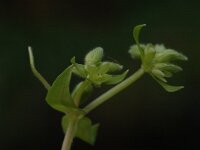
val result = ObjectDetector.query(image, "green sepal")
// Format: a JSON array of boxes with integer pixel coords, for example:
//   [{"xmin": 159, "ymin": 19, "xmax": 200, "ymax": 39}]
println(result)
[
  {"xmin": 152, "ymin": 75, "xmax": 184, "ymax": 92},
  {"xmin": 62, "ymin": 116, "xmax": 99, "ymax": 145},
  {"xmin": 46, "ymin": 65, "xmax": 76, "ymax": 113},
  {"xmin": 162, "ymin": 70, "xmax": 173, "ymax": 78},
  {"xmin": 100, "ymin": 62, "xmax": 123, "ymax": 73},
  {"xmin": 151, "ymin": 69, "xmax": 167, "ymax": 82},
  {"xmin": 104, "ymin": 70, "xmax": 129, "ymax": 85},
  {"xmin": 71, "ymin": 57, "xmax": 87, "ymax": 78},
  {"xmin": 143, "ymin": 46, "xmax": 156, "ymax": 65},
  {"xmin": 98, "ymin": 62, "xmax": 111, "ymax": 74},
  {"xmin": 154, "ymin": 63, "xmax": 183, "ymax": 73},
  {"xmin": 133, "ymin": 24, "xmax": 146, "ymax": 56},
  {"xmin": 85, "ymin": 65, "xmax": 97, "ymax": 75},
  {"xmin": 85, "ymin": 65, "xmax": 113, "ymax": 86},
  {"xmin": 93, "ymin": 74, "xmax": 112, "ymax": 87}
]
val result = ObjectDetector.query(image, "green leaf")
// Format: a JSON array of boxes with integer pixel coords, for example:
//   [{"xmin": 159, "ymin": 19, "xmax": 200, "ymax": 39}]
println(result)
[
  {"xmin": 104, "ymin": 70, "xmax": 129, "ymax": 85},
  {"xmin": 152, "ymin": 76, "xmax": 184, "ymax": 92},
  {"xmin": 133, "ymin": 24, "xmax": 146, "ymax": 56},
  {"xmin": 76, "ymin": 117, "xmax": 99, "ymax": 145},
  {"xmin": 62, "ymin": 116, "xmax": 99, "ymax": 145},
  {"xmin": 46, "ymin": 65, "xmax": 75, "ymax": 113}
]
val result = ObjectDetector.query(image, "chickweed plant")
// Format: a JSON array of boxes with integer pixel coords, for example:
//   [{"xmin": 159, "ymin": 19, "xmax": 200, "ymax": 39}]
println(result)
[{"xmin": 28, "ymin": 25, "xmax": 188, "ymax": 150}]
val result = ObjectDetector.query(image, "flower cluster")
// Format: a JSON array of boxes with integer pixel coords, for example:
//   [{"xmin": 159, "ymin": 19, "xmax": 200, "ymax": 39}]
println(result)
[
  {"xmin": 71, "ymin": 47, "xmax": 128, "ymax": 86},
  {"xmin": 129, "ymin": 43, "xmax": 188, "ymax": 92}
]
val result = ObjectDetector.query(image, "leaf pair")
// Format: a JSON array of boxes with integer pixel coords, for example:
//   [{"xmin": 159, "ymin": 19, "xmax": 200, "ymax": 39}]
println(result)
[{"xmin": 45, "ymin": 65, "xmax": 98, "ymax": 145}]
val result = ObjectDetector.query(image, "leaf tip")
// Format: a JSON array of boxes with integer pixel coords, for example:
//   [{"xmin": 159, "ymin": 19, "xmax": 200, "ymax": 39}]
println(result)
[
  {"xmin": 28, "ymin": 46, "xmax": 33, "ymax": 64},
  {"xmin": 71, "ymin": 56, "xmax": 76, "ymax": 64}
]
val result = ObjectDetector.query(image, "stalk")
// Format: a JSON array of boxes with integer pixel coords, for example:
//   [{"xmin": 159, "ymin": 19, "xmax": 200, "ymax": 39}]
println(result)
[
  {"xmin": 61, "ymin": 117, "xmax": 78, "ymax": 150},
  {"xmin": 28, "ymin": 47, "xmax": 50, "ymax": 90},
  {"xmin": 83, "ymin": 67, "xmax": 145, "ymax": 114}
]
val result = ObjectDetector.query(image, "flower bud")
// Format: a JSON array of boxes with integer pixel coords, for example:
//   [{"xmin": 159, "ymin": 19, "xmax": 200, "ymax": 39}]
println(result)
[
  {"xmin": 85, "ymin": 47, "xmax": 104, "ymax": 65},
  {"xmin": 154, "ymin": 49, "xmax": 188, "ymax": 62},
  {"xmin": 100, "ymin": 62, "xmax": 123, "ymax": 73}
]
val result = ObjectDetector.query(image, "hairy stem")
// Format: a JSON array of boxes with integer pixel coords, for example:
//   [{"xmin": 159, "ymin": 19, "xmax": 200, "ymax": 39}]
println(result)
[
  {"xmin": 83, "ymin": 68, "xmax": 145, "ymax": 114},
  {"xmin": 61, "ymin": 117, "xmax": 78, "ymax": 150}
]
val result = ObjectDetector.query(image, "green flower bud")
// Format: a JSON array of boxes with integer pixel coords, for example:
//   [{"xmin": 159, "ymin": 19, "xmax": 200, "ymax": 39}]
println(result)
[
  {"xmin": 85, "ymin": 47, "xmax": 104, "ymax": 65},
  {"xmin": 129, "ymin": 44, "xmax": 147, "ymax": 59},
  {"xmin": 129, "ymin": 25, "xmax": 188, "ymax": 92},
  {"xmin": 154, "ymin": 44, "xmax": 166, "ymax": 52},
  {"xmin": 143, "ymin": 45, "xmax": 156, "ymax": 71},
  {"xmin": 100, "ymin": 62, "xmax": 123, "ymax": 73},
  {"xmin": 154, "ymin": 49, "xmax": 188, "ymax": 62}
]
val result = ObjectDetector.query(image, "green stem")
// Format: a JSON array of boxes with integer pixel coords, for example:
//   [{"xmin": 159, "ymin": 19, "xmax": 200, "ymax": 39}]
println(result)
[
  {"xmin": 28, "ymin": 46, "xmax": 51, "ymax": 90},
  {"xmin": 72, "ymin": 80, "xmax": 91, "ymax": 107},
  {"xmin": 61, "ymin": 117, "xmax": 78, "ymax": 150},
  {"xmin": 83, "ymin": 68, "xmax": 145, "ymax": 114}
]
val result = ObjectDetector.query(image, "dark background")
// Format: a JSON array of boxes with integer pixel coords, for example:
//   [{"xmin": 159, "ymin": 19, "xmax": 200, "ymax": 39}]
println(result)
[{"xmin": 0, "ymin": 0, "xmax": 199, "ymax": 149}]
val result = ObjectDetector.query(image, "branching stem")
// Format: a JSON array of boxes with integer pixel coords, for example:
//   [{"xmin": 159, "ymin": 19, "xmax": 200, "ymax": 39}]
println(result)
[
  {"xmin": 61, "ymin": 116, "xmax": 78, "ymax": 150},
  {"xmin": 83, "ymin": 67, "xmax": 145, "ymax": 114}
]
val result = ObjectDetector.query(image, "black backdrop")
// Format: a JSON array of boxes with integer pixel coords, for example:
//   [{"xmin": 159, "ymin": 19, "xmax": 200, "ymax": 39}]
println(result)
[{"xmin": 0, "ymin": 0, "xmax": 199, "ymax": 149}]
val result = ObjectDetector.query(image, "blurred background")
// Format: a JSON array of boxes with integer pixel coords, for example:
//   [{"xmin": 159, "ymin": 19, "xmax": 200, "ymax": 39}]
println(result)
[{"xmin": 0, "ymin": 0, "xmax": 199, "ymax": 149}]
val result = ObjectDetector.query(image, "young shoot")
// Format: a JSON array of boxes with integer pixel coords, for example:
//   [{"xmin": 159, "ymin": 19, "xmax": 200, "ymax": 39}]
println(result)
[{"xmin": 28, "ymin": 24, "xmax": 187, "ymax": 150}]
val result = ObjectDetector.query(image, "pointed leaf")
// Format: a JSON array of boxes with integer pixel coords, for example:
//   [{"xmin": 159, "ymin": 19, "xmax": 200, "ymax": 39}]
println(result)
[
  {"xmin": 76, "ymin": 117, "xmax": 99, "ymax": 145},
  {"xmin": 133, "ymin": 24, "xmax": 146, "ymax": 56},
  {"xmin": 46, "ymin": 66, "xmax": 75, "ymax": 113},
  {"xmin": 133, "ymin": 24, "xmax": 146, "ymax": 45},
  {"xmin": 62, "ymin": 116, "xmax": 99, "ymax": 145}
]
